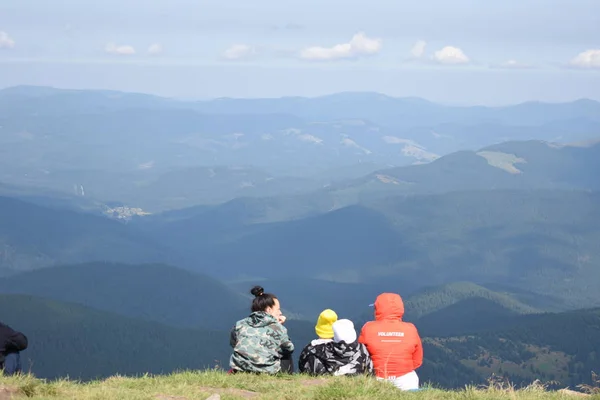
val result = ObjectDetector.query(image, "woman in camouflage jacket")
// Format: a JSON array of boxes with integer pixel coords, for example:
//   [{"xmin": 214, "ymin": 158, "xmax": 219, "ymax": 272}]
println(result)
[{"xmin": 229, "ymin": 286, "xmax": 294, "ymax": 374}]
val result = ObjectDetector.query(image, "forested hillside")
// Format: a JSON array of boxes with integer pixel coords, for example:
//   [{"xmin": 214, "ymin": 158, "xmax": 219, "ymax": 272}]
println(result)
[
  {"xmin": 426, "ymin": 308, "xmax": 600, "ymax": 388},
  {"xmin": 0, "ymin": 197, "xmax": 173, "ymax": 275},
  {"xmin": 154, "ymin": 190, "xmax": 600, "ymax": 310},
  {"xmin": 0, "ymin": 263, "xmax": 248, "ymax": 330},
  {"xmin": 3, "ymin": 291, "xmax": 598, "ymax": 390},
  {"xmin": 323, "ymin": 140, "xmax": 600, "ymax": 204},
  {"xmin": 404, "ymin": 282, "xmax": 540, "ymax": 320},
  {"xmin": 0, "ymin": 294, "xmax": 229, "ymax": 380}
]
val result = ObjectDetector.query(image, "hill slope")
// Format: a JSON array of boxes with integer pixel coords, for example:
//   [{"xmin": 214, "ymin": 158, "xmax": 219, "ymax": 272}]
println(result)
[
  {"xmin": 427, "ymin": 308, "xmax": 600, "ymax": 388},
  {"xmin": 325, "ymin": 140, "xmax": 600, "ymax": 205},
  {"xmin": 405, "ymin": 282, "xmax": 539, "ymax": 320},
  {"xmin": 133, "ymin": 139, "xmax": 600, "ymax": 227},
  {"xmin": 1, "ymin": 371, "xmax": 586, "ymax": 400},
  {"xmin": 0, "ymin": 294, "xmax": 230, "ymax": 380},
  {"xmin": 0, "ymin": 197, "xmax": 173, "ymax": 275},
  {"xmin": 160, "ymin": 190, "xmax": 600, "ymax": 310},
  {"xmin": 0, "ymin": 263, "xmax": 248, "ymax": 330}
]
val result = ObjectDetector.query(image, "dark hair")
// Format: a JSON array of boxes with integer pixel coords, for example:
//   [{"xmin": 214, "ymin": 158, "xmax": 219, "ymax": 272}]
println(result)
[{"xmin": 250, "ymin": 286, "xmax": 277, "ymax": 312}]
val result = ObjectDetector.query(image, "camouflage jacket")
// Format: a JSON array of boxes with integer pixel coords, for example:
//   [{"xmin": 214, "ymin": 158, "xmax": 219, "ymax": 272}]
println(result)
[
  {"xmin": 298, "ymin": 340, "xmax": 373, "ymax": 376},
  {"xmin": 229, "ymin": 312, "xmax": 294, "ymax": 374}
]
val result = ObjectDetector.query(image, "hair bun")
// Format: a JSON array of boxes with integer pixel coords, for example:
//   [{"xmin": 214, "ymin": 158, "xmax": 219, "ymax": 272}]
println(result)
[{"xmin": 250, "ymin": 286, "xmax": 265, "ymax": 297}]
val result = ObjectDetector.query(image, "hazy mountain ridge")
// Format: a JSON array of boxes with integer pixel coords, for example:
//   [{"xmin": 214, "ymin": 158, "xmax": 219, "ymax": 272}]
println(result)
[
  {"xmin": 2, "ymin": 86, "xmax": 599, "ymax": 211},
  {"xmin": 2, "ymin": 142, "xmax": 598, "ymax": 308},
  {"xmin": 404, "ymin": 282, "xmax": 540, "ymax": 320},
  {"xmin": 0, "ymin": 262, "xmax": 248, "ymax": 330},
  {"xmin": 0, "ymin": 196, "xmax": 173, "ymax": 275},
  {"xmin": 323, "ymin": 140, "xmax": 600, "ymax": 205},
  {"xmin": 155, "ymin": 190, "xmax": 600, "ymax": 310},
  {"xmin": 126, "ymin": 139, "xmax": 600, "ymax": 229}
]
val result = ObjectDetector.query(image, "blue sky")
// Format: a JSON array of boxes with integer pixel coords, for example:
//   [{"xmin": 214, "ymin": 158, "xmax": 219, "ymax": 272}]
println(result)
[{"xmin": 1, "ymin": 0, "xmax": 599, "ymax": 104}]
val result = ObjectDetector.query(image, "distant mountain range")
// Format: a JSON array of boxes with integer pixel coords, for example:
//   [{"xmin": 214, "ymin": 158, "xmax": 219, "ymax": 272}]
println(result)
[
  {"xmin": 322, "ymin": 139, "xmax": 600, "ymax": 206},
  {"xmin": 135, "ymin": 139, "xmax": 600, "ymax": 225},
  {"xmin": 2, "ymin": 140, "xmax": 599, "ymax": 309},
  {"xmin": 1, "ymin": 85, "xmax": 599, "ymax": 389},
  {"xmin": 2, "ymin": 86, "xmax": 599, "ymax": 211}
]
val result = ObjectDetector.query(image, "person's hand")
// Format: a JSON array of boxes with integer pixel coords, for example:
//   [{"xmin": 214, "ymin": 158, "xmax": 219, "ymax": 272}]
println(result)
[{"xmin": 278, "ymin": 315, "xmax": 287, "ymax": 324}]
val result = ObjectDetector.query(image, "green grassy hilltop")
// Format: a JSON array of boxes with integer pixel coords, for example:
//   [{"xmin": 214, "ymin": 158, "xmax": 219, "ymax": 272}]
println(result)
[{"xmin": 1, "ymin": 371, "xmax": 599, "ymax": 400}]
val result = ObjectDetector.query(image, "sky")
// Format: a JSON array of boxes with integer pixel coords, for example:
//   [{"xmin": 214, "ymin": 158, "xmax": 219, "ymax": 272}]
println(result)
[{"xmin": 1, "ymin": 0, "xmax": 599, "ymax": 105}]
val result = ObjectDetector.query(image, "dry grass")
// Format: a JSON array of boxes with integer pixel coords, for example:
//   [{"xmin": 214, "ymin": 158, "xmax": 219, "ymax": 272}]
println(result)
[
  {"xmin": 578, "ymin": 372, "xmax": 600, "ymax": 395},
  {"xmin": 2, "ymin": 371, "xmax": 600, "ymax": 400}
]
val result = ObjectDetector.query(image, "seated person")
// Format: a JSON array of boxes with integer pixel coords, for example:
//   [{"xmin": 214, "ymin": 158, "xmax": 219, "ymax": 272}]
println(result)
[
  {"xmin": 0, "ymin": 321, "xmax": 28, "ymax": 376},
  {"xmin": 328, "ymin": 319, "xmax": 373, "ymax": 376},
  {"xmin": 298, "ymin": 309, "xmax": 337, "ymax": 374},
  {"xmin": 359, "ymin": 293, "xmax": 423, "ymax": 390},
  {"xmin": 299, "ymin": 315, "xmax": 373, "ymax": 376},
  {"xmin": 229, "ymin": 286, "xmax": 294, "ymax": 374}
]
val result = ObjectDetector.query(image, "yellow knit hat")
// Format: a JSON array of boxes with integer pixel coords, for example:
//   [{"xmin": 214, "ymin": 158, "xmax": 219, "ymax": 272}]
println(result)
[{"xmin": 315, "ymin": 309, "xmax": 338, "ymax": 339}]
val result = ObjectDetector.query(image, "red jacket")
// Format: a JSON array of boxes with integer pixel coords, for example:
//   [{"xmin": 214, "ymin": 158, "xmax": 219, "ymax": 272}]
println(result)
[{"xmin": 358, "ymin": 293, "xmax": 423, "ymax": 379}]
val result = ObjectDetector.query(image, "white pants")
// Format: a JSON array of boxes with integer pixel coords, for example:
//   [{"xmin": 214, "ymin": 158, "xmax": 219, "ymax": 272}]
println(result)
[{"xmin": 377, "ymin": 371, "xmax": 419, "ymax": 391}]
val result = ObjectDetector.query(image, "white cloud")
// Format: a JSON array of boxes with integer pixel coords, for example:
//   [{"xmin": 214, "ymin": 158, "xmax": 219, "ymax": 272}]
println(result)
[
  {"xmin": 222, "ymin": 44, "xmax": 256, "ymax": 60},
  {"xmin": 493, "ymin": 59, "xmax": 534, "ymax": 69},
  {"xmin": 569, "ymin": 49, "xmax": 600, "ymax": 69},
  {"xmin": 410, "ymin": 40, "xmax": 427, "ymax": 58},
  {"xmin": 105, "ymin": 43, "xmax": 136, "ymax": 56},
  {"xmin": 147, "ymin": 43, "xmax": 163, "ymax": 55},
  {"xmin": 432, "ymin": 46, "xmax": 470, "ymax": 65},
  {"xmin": 0, "ymin": 31, "xmax": 15, "ymax": 49},
  {"xmin": 300, "ymin": 32, "xmax": 382, "ymax": 61}
]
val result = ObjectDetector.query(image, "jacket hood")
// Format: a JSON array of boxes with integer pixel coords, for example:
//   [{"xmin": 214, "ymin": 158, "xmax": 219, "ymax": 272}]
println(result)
[
  {"xmin": 245, "ymin": 311, "xmax": 278, "ymax": 328},
  {"xmin": 374, "ymin": 293, "xmax": 404, "ymax": 321},
  {"xmin": 333, "ymin": 319, "xmax": 357, "ymax": 344}
]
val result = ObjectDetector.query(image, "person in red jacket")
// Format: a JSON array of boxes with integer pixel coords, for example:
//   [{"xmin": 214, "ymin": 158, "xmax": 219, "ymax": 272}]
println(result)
[{"xmin": 358, "ymin": 292, "xmax": 423, "ymax": 390}]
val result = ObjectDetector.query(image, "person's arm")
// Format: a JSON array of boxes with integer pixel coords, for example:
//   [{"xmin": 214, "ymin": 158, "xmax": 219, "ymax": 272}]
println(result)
[
  {"xmin": 412, "ymin": 328, "xmax": 423, "ymax": 370},
  {"xmin": 298, "ymin": 345, "xmax": 311, "ymax": 373},
  {"xmin": 362, "ymin": 344, "xmax": 375, "ymax": 375},
  {"xmin": 278, "ymin": 326, "xmax": 294, "ymax": 354},
  {"xmin": 299, "ymin": 346, "xmax": 326, "ymax": 375},
  {"xmin": 358, "ymin": 323, "xmax": 368, "ymax": 345},
  {"xmin": 229, "ymin": 326, "xmax": 238, "ymax": 348}
]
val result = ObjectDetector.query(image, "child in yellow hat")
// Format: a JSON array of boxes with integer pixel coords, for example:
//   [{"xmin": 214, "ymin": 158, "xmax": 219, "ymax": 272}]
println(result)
[
  {"xmin": 315, "ymin": 309, "xmax": 338, "ymax": 339},
  {"xmin": 298, "ymin": 309, "xmax": 338, "ymax": 374}
]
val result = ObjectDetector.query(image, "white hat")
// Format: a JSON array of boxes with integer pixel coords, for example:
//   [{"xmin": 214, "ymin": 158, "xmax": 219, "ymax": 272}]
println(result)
[{"xmin": 333, "ymin": 319, "xmax": 357, "ymax": 344}]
